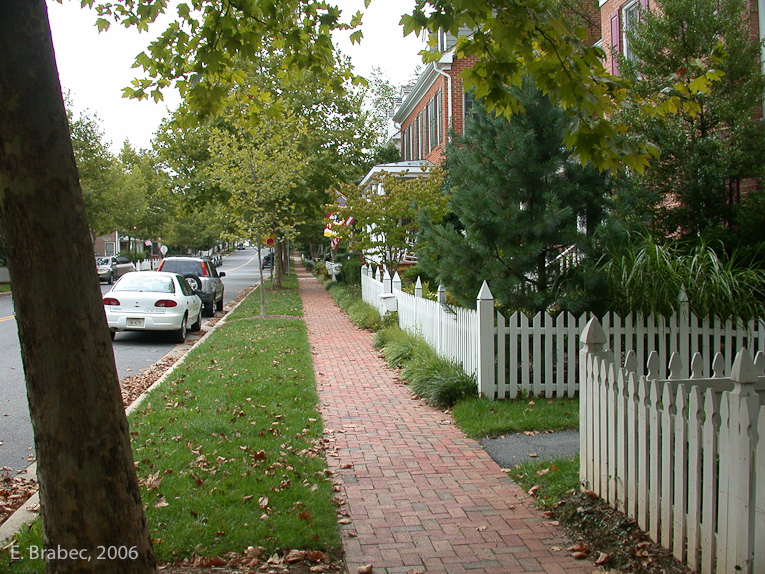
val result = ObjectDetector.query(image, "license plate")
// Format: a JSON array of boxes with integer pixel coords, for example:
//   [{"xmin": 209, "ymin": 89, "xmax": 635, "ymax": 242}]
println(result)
[{"xmin": 127, "ymin": 318, "xmax": 145, "ymax": 327}]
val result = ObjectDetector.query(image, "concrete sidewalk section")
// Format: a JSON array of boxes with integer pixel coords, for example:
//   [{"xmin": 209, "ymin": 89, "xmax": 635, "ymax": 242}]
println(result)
[{"xmin": 297, "ymin": 267, "xmax": 595, "ymax": 574}]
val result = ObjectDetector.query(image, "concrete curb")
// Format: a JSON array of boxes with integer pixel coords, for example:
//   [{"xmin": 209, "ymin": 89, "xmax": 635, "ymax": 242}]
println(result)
[{"xmin": 0, "ymin": 287, "xmax": 255, "ymax": 543}]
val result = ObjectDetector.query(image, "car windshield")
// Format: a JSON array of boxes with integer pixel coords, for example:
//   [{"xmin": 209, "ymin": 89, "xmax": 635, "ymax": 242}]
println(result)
[
  {"xmin": 161, "ymin": 260, "xmax": 201, "ymax": 275},
  {"xmin": 113, "ymin": 274, "xmax": 175, "ymax": 294}
]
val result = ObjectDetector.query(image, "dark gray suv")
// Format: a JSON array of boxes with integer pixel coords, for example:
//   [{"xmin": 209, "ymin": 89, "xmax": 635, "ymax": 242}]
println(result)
[{"xmin": 157, "ymin": 256, "xmax": 225, "ymax": 316}]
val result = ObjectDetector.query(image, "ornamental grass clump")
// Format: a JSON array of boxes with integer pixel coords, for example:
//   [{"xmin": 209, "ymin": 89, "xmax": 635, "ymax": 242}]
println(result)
[
  {"xmin": 402, "ymin": 352, "xmax": 476, "ymax": 409},
  {"xmin": 380, "ymin": 329, "xmax": 430, "ymax": 368},
  {"xmin": 325, "ymin": 283, "xmax": 381, "ymax": 331}
]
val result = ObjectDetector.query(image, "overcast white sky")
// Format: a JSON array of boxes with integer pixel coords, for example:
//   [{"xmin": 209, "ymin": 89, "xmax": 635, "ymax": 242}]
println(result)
[{"xmin": 46, "ymin": 0, "xmax": 425, "ymax": 153}]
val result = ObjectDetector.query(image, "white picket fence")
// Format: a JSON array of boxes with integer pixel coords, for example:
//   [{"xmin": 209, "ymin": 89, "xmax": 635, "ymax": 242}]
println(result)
[
  {"xmin": 360, "ymin": 266, "xmax": 765, "ymax": 399},
  {"xmin": 136, "ymin": 259, "xmax": 161, "ymax": 271},
  {"xmin": 580, "ymin": 317, "xmax": 765, "ymax": 574}
]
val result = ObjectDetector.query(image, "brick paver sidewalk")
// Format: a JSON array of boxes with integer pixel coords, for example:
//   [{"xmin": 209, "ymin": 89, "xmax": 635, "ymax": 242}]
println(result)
[{"xmin": 297, "ymin": 267, "xmax": 596, "ymax": 574}]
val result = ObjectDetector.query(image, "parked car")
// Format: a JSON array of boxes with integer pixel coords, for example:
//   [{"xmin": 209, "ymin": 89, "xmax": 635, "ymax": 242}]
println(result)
[
  {"xmin": 157, "ymin": 256, "xmax": 225, "ymax": 316},
  {"xmin": 103, "ymin": 271, "xmax": 202, "ymax": 342},
  {"xmin": 261, "ymin": 252, "xmax": 274, "ymax": 269},
  {"xmin": 96, "ymin": 255, "xmax": 135, "ymax": 284}
]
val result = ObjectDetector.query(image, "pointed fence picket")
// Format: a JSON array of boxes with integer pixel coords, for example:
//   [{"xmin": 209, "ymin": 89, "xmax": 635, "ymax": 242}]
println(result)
[
  {"xmin": 580, "ymin": 317, "xmax": 765, "ymax": 574},
  {"xmin": 360, "ymin": 268, "xmax": 765, "ymax": 400}
]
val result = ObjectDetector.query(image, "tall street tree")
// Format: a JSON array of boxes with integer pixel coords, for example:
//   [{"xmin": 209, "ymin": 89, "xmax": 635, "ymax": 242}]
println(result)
[{"xmin": 0, "ymin": 3, "xmax": 156, "ymax": 572}]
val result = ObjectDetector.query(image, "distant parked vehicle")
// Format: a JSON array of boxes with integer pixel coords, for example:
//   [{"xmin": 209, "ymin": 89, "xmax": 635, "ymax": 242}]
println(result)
[
  {"xmin": 261, "ymin": 252, "xmax": 274, "ymax": 269},
  {"xmin": 157, "ymin": 256, "xmax": 225, "ymax": 317},
  {"xmin": 103, "ymin": 271, "xmax": 202, "ymax": 343},
  {"xmin": 96, "ymin": 255, "xmax": 135, "ymax": 284}
]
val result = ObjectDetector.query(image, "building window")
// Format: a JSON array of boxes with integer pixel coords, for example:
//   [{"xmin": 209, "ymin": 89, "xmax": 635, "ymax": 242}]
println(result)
[
  {"xmin": 417, "ymin": 112, "xmax": 424, "ymax": 159},
  {"xmin": 610, "ymin": 0, "xmax": 648, "ymax": 74},
  {"xmin": 428, "ymin": 90, "xmax": 442, "ymax": 151},
  {"xmin": 621, "ymin": 0, "xmax": 641, "ymax": 61},
  {"xmin": 464, "ymin": 90, "xmax": 478, "ymax": 127}
]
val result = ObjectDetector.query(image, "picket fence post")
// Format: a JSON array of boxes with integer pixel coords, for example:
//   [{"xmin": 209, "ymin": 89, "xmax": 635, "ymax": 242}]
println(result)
[
  {"xmin": 392, "ymin": 272, "xmax": 401, "ymax": 292},
  {"xmin": 723, "ymin": 349, "xmax": 759, "ymax": 574},
  {"xmin": 476, "ymin": 281, "xmax": 495, "ymax": 398},
  {"xmin": 579, "ymin": 318, "xmax": 612, "ymax": 490}
]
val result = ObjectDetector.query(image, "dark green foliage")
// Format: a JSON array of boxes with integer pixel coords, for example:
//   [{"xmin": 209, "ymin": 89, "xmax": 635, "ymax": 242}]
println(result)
[
  {"xmin": 380, "ymin": 310, "xmax": 400, "ymax": 329},
  {"xmin": 334, "ymin": 252, "xmax": 363, "ymax": 286},
  {"xmin": 373, "ymin": 325, "xmax": 403, "ymax": 349},
  {"xmin": 416, "ymin": 80, "xmax": 616, "ymax": 314},
  {"xmin": 617, "ymin": 0, "xmax": 765, "ymax": 245},
  {"xmin": 402, "ymin": 353, "xmax": 477, "ymax": 409}
]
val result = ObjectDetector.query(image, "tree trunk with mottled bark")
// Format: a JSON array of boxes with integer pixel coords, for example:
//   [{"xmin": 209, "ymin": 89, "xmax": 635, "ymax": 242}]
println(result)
[{"xmin": 0, "ymin": 2, "xmax": 156, "ymax": 573}]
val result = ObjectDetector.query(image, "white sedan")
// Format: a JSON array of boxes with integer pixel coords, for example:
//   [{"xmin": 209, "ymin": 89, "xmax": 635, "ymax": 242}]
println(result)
[{"xmin": 103, "ymin": 271, "xmax": 203, "ymax": 342}]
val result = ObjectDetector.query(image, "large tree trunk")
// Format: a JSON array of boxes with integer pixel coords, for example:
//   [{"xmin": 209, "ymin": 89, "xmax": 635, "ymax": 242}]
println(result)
[{"xmin": 0, "ymin": 2, "xmax": 156, "ymax": 573}]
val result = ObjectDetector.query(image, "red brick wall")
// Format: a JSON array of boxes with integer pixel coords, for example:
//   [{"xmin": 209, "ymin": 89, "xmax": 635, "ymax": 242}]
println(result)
[{"xmin": 398, "ymin": 55, "xmax": 479, "ymax": 166}]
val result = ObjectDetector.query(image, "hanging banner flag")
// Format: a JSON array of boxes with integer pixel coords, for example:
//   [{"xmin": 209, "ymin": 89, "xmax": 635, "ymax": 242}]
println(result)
[{"xmin": 325, "ymin": 194, "xmax": 354, "ymax": 249}]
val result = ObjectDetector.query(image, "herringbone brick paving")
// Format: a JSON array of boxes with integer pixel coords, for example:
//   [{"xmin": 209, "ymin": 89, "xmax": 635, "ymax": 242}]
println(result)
[{"xmin": 297, "ymin": 266, "xmax": 596, "ymax": 574}]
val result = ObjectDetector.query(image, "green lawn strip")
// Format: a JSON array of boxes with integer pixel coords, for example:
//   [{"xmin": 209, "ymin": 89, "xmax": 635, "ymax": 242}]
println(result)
[
  {"xmin": 0, "ymin": 285, "xmax": 10, "ymax": 294},
  {"xmin": 452, "ymin": 396, "xmax": 579, "ymax": 440},
  {"xmin": 133, "ymin": 319, "xmax": 338, "ymax": 562},
  {"xmin": 1, "ymin": 278, "xmax": 340, "ymax": 572},
  {"xmin": 226, "ymin": 273, "xmax": 302, "ymax": 320},
  {"xmin": 506, "ymin": 456, "xmax": 581, "ymax": 510}
]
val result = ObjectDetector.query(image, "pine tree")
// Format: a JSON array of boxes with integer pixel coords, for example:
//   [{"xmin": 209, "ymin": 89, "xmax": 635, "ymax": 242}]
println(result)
[{"xmin": 416, "ymin": 80, "xmax": 614, "ymax": 314}]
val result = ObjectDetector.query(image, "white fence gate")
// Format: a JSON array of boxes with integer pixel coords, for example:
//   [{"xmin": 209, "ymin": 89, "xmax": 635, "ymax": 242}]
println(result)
[
  {"xmin": 580, "ymin": 317, "xmax": 765, "ymax": 574},
  {"xmin": 360, "ymin": 267, "xmax": 765, "ymax": 400}
]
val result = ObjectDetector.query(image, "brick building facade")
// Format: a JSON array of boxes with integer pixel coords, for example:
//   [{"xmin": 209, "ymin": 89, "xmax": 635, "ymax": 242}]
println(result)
[
  {"xmin": 602, "ymin": 0, "xmax": 764, "ymax": 78},
  {"xmin": 392, "ymin": 30, "xmax": 478, "ymax": 166}
]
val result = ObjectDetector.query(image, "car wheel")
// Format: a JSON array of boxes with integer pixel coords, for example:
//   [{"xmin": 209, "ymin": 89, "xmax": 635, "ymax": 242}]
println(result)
[
  {"xmin": 190, "ymin": 310, "xmax": 202, "ymax": 332},
  {"xmin": 183, "ymin": 274, "xmax": 202, "ymax": 292},
  {"xmin": 174, "ymin": 314, "xmax": 188, "ymax": 343},
  {"xmin": 108, "ymin": 272, "xmax": 115, "ymax": 285},
  {"xmin": 110, "ymin": 331, "xmax": 115, "ymax": 341},
  {"xmin": 203, "ymin": 301, "xmax": 215, "ymax": 317}
]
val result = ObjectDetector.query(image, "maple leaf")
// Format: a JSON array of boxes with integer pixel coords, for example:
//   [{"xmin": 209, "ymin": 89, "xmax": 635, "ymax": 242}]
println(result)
[
  {"xmin": 299, "ymin": 510, "xmax": 314, "ymax": 524},
  {"xmin": 144, "ymin": 471, "xmax": 163, "ymax": 491}
]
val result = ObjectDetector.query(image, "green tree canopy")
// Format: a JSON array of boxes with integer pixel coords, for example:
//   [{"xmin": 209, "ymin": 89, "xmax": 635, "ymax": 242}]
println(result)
[
  {"xmin": 617, "ymin": 0, "xmax": 765, "ymax": 243},
  {"xmin": 336, "ymin": 167, "xmax": 448, "ymax": 276}
]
